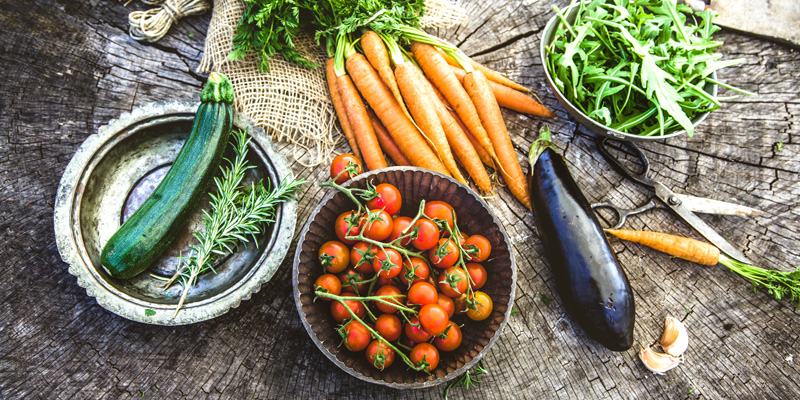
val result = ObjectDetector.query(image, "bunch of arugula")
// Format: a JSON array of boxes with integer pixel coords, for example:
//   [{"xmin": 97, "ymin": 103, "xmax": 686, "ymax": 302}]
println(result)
[{"xmin": 546, "ymin": 0, "xmax": 753, "ymax": 137}]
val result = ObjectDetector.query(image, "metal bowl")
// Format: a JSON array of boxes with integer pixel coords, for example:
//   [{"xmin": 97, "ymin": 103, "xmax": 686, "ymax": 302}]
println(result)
[
  {"xmin": 292, "ymin": 167, "xmax": 517, "ymax": 388},
  {"xmin": 540, "ymin": 3, "xmax": 717, "ymax": 141},
  {"xmin": 54, "ymin": 100, "xmax": 297, "ymax": 325}
]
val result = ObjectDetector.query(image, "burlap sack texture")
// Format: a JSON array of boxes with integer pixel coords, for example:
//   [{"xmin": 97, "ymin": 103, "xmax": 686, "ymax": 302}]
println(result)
[{"xmin": 197, "ymin": 0, "xmax": 466, "ymax": 167}]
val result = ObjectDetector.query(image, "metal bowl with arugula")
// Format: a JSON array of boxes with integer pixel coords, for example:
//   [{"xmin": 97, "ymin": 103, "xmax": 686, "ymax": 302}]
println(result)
[{"xmin": 540, "ymin": 0, "xmax": 747, "ymax": 141}]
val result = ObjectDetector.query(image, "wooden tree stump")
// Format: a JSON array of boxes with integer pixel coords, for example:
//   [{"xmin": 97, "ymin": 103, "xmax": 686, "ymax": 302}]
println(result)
[{"xmin": 1, "ymin": 0, "xmax": 798, "ymax": 399}]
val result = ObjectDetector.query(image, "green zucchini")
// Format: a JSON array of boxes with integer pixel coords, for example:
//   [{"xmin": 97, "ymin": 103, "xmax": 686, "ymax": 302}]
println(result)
[{"xmin": 101, "ymin": 72, "xmax": 235, "ymax": 279}]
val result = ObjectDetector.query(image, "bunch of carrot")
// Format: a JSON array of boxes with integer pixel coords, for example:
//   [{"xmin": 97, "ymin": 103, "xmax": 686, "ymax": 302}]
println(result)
[{"xmin": 325, "ymin": 30, "xmax": 553, "ymax": 210}]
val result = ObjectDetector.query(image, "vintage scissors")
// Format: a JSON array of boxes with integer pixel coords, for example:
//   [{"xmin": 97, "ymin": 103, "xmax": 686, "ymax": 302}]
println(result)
[{"xmin": 592, "ymin": 138, "xmax": 763, "ymax": 265}]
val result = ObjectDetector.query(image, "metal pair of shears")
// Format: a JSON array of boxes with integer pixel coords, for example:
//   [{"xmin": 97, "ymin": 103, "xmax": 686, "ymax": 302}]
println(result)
[{"xmin": 592, "ymin": 138, "xmax": 762, "ymax": 265}]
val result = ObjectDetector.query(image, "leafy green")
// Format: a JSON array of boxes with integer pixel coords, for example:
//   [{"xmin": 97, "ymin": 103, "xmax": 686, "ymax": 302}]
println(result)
[{"xmin": 546, "ymin": 0, "xmax": 751, "ymax": 137}]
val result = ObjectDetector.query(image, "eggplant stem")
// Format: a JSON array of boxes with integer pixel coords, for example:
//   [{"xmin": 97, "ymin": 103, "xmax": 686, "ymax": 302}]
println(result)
[{"xmin": 529, "ymin": 126, "xmax": 560, "ymax": 166}]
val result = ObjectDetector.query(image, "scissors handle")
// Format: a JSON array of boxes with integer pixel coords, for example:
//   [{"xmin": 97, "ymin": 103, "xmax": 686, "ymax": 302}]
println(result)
[
  {"xmin": 591, "ymin": 198, "xmax": 661, "ymax": 229},
  {"xmin": 598, "ymin": 138, "xmax": 656, "ymax": 187}
]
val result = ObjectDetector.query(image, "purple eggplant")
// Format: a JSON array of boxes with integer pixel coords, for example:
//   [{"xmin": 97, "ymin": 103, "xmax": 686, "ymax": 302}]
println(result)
[{"xmin": 528, "ymin": 127, "xmax": 634, "ymax": 351}]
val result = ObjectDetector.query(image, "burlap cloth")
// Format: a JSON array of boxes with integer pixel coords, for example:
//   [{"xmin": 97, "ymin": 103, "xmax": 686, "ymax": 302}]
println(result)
[{"xmin": 197, "ymin": 0, "xmax": 465, "ymax": 167}]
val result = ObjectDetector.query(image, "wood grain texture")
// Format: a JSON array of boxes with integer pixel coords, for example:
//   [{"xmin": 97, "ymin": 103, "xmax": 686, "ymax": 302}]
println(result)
[{"xmin": 1, "ymin": 0, "xmax": 798, "ymax": 399}]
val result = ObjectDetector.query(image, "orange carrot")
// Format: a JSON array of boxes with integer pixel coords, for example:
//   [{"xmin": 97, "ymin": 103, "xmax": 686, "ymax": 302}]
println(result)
[
  {"xmin": 411, "ymin": 42, "xmax": 498, "ymax": 163},
  {"xmin": 449, "ymin": 65, "xmax": 554, "ymax": 118},
  {"xmin": 345, "ymin": 53, "xmax": 450, "ymax": 176},
  {"xmin": 417, "ymin": 72, "xmax": 492, "ymax": 192},
  {"xmin": 337, "ymin": 72, "xmax": 387, "ymax": 171},
  {"xmin": 367, "ymin": 108, "xmax": 411, "ymax": 166},
  {"xmin": 326, "ymin": 58, "xmax": 363, "ymax": 164},
  {"xmin": 463, "ymin": 69, "xmax": 531, "ymax": 209},
  {"xmin": 361, "ymin": 31, "xmax": 409, "ymax": 117},
  {"xmin": 437, "ymin": 47, "xmax": 533, "ymax": 94},
  {"xmin": 395, "ymin": 62, "xmax": 467, "ymax": 184},
  {"xmin": 606, "ymin": 229, "xmax": 720, "ymax": 266}
]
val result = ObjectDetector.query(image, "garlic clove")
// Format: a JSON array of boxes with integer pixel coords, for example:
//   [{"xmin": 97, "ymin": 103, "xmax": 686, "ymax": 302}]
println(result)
[
  {"xmin": 639, "ymin": 347, "xmax": 681, "ymax": 374},
  {"xmin": 660, "ymin": 316, "xmax": 689, "ymax": 357}
]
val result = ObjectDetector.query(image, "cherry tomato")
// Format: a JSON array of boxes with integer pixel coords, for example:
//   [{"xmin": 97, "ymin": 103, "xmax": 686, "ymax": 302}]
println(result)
[
  {"xmin": 375, "ymin": 313, "xmax": 402, "ymax": 342},
  {"xmin": 400, "ymin": 257, "xmax": 430, "ymax": 288},
  {"xmin": 419, "ymin": 304, "xmax": 449, "ymax": 336},
  {"xmin": 410, "ymin": 219, "xmax": 440, "ymax": 251},
  {"xmin": 409, "ymin": 343, "xmax": 440, "ymax": 372},
  {"xmin": 429, "ymin": 238, "xmax": 459, "ymax": 269},
  {"xmin": 453, "ymin": 293, "xmax": 469, "ymax": 315},
  {"xmin": 350, "ymin": 241, "xmax": 378, "ymax": 274},
  {"xmin": 452, "ymin": 231, "xmax": 468, "ymax": 246},
  {"xmin": 373, "ymin": 248, "xmax": 402, "ymax": 279},
  {"xmin": 314, "ymin": 273, "xmax": 341, "ymax": 300},
  {"xmin": 467, "ymin": 291, "xmax": 493, "ymax": 321},
  {"xmin": 342, "ymin": 320, "xmax": 371, "ymax": 352},
  {"xmin": 330, "ymin": 154, "xmax": 362, "ymax": 184},
  {"xmin": 318, "ymin": 241, "xmax": 350, "ymax": 273},
  {"xmin": 375, "ymin": 275, "xmax": 393, "ymax": 288},
  {"xmin": 366, "ymin": 183, "xmax": 402, "ymax": 216},
  {"xmin": 366, "ymin": 339, "xmax": 395, "ymax": 370},
  {"xmin": 407, "ymin": 282, "xmax": 438, "ymax": 306},
  {"xmin": 387, "ymin": 216, "xmax": 413, "ymax": 246},
  {"xmin": 423, "ymin": 201, "xmax": 456, "ymax": 232},
  {"xmin": 438, "ymin": 267, "xmax": 468, "ymax": 298},
  {"xmin": 436, "ymin": 295, "xmax": 455, "ymax": 318},
  {"xmin": 465, "ymin": 262, "xmax": 487, "ymax": 290},
  {"xmin": 335, "ymin": 211, "xmax": 364, "ymax": 245},
  {"xmin": 338, "ymin": 269, "xmax": 367, "ymax": 294},
  {"xmin": 330, "ymin": 292, "xmax": 365, "ymax": 323},
  {"xmin": 374, "ymin": 285, "xmax": 403, "ymax": 314},
  {"xmin": 362, "ymin": 209, "xmax": 393, "ymax": 242},
  {"xmin": 465, "ymin": 235, "xmax": 491, "ymax": 262},
  {"xmin": 433, "ymin": 321, "xmax": 462, "ymax": 352},
  {"xmin": 404, "ymin": 315, "xmax": 432, "ymax": 343}
]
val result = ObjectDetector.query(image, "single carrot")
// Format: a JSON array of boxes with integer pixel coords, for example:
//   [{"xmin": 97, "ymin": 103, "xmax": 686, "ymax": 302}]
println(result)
[
  {"xmin": 437, "ymin": 47, "xmax": 533, "ymax": 94},
  {"xmin": 605, "ymin": 229, "xmax": 720, "ymax": 266},
  {"xmin": 449, "ymin": 65, "xmax": 554, "ymax": 118},
  {"xmin": 345, "ymin": 53, "xmax": 450, "ymax": 176},
  {"xmin": 417, "ymin": 71, "xmax": 492, "ymax": 192},
  {"xmin": 326, "ymin": 58, "xmax": 363, "ymax": 164},
  {"xmin": 361, "ymin": 31, "xmax": 409, "ymax": 118},
  {"xmin": 411, "ymin": 42, "xmax": 498, "ymax": 163},
  {"xmin": 395, "ymin": 62, "xmax": 467, "ymax": 184},
  {"xmin": 366, "ymin": 108, "xmax": 411, "ymax": 166},
  {"xmin": 337, "ymin": 71, "xmax": 387, "ymax": 171},
  {"xmin": 463, "ymin": 69, "xmax": 531, "ymax": 209}
]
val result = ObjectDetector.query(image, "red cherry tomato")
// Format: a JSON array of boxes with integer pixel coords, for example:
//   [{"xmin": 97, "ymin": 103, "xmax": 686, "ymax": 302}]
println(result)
[
  {"xmin": 330, "ymin": 154, "xmax": 362, "ymax": 184},
  {"xmin": 338, "ymin": 269, "xmax": 367, "ymax": 294},
  {"xmin": 374, "ymin": 285, "xmax": 403, "ymax": 314},
  {"xmin": 318, "ymin": 241, "xmax": 350, "ymax": 273},
  {"xmin": 342, "ymin": 320, "xmax": 371, "ymax": 352},
  {"xmin": 465, "ymin": 235, "xmax": 491, "ymax": 262},
  {"xmin": 366, "ymin": 183, "xmax": 402, "ymax": 216},
  {"xmin": 407, "ymin": 282, "xmax": 438, "ymax": 306},
  {"xmin": 429, "ymin": 238, "xmax": 459, "ymax": 269},
  {"xmin": 465, "ymin": 262, "xmax": 487, "ymax": 290},
  {"xmin": 438, "ymin": 267, "xmax": 469, "ymax": 298},
  {"xmin": 362, "ymin": 209, "xmax": 393, "ymax": 242},
  {"xmin": 467, "ymin": 291, "xmax": 493, "ymax": 321},
  {"xmin": 330, "ymin": 292, "xmax": 365, "ymax": 323},
  {"xmin": 314, "ymin": 273, "xmax": 341, "ymax": 300},
  {"xmin": 375, "ymin": 313, "xmax": 402, "ymax": 342},
  {"xmin": 453, "ymin": 293, "xmax": 469, "ymax": 315},
  {"xmin": 400, "ymin": 257, "xmax": 430, "ymax": 288},
  {"xmin": 404, "ymin": 315, "xmax": 432, "ymax": 343},
  {"xmin": 387, "ymin": 216, "xmax": 413, "ymax": 246},
  {"xmin": 436, "ymin": 295, "xmax": 455, "ymax": 318},
  {"xmin": 409, "ymin": 343, "xmax": 440, "ymax": 372},
  {"xmin": 373, "ymin": 248, "xmax": 402, "ymax": 279},
  {"xmin": 335, "ymin": 211, "xmax": 364, "ymax": 245},
  {"xmin": 423, "ymin": 201, "xmax": 456, "ymax": 232},
  {"xmin": 375, "ymin": 275, "xmax": 393, "ymax": 288},
  {"xmin": 350, "ymin": 241, "xmax": 378, "ymax": 274},
  {"xmin": 366, "ymin": 339, "xmax": 395, "ymax": 370},
  {"xmin": 410, "ymin": 219, "xmax": 440, "ymax": 251},
  {"xmin": 419, "ymin": 304, "xmax": 449, "ymax": 336},
  {"xmin": 434, "ymin": 321, "xmax": 462, "ymax": 352}
]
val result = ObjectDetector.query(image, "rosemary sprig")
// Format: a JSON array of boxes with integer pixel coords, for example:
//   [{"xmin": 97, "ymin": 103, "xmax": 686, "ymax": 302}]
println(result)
[
  {"xmin": 165, "ymin": 128, "xmax": 305, "ymax": 317},
  {"xmin": 444, "ymin": 359, "xmax": 488, "ymax": 399}
]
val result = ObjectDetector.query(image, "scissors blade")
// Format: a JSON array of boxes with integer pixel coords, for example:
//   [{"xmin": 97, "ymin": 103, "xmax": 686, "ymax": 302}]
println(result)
[
  {"xmin": 654, "ymin": 184, "xmax": 753, "ymax": 264},
  {"xmin": 674, "ymin": 194, "xmax": 765, "ymax": 216}
]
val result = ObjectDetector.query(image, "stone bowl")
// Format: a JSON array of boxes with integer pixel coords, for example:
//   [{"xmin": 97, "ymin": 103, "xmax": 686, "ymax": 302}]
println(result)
[
  {"xmin": 54, "ymin": 100, "xmax": 297, "ymax": 325},
  {"xmin": 292, "ymin": 167, "xmax": 517, "ymax": 388}
]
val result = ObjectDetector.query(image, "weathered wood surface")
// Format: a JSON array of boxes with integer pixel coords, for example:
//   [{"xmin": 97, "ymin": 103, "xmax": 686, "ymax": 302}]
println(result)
[{"xmin": 1, "ymin": 0, "xmax": 798, "ymax": 399}]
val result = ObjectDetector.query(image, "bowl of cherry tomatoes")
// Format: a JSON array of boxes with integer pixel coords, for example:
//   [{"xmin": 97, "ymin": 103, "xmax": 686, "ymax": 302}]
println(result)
[{"xmin": 293, "ymin": 165, "xmax": 516, "ymax": 388}]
